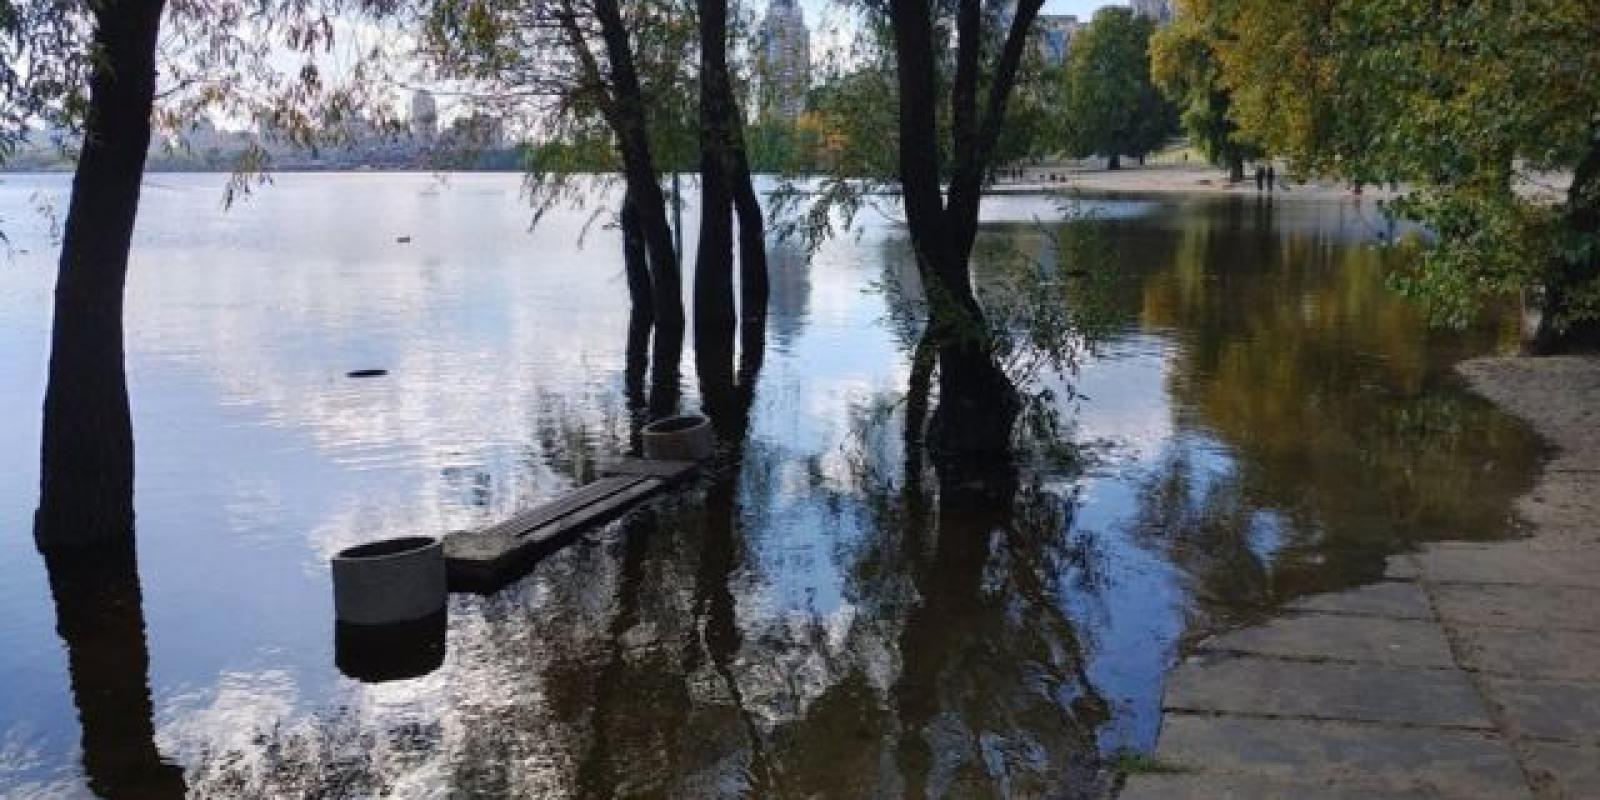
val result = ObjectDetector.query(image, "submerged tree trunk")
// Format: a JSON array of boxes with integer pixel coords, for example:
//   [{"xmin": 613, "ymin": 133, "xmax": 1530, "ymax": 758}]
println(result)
[
  {"xmin": 578, "ymin": 0, "xmax": 685, "ymax": 408},
  {"xmin": 693, "ymin": 0, "xmax": 737, "ymax": 361},
  {"xmin": 621, "ymin": 189, "xmax": 654, "ymax": 452},
  {"xmin": 886, "ymin": 0, "xmax": 1033, "ymax": 470},
  {"xmin": 36, "ymin": 0, "xmax": 168, "ymax": 552},
  {"xmin": 697, "ymin": 0, "xmax": 768, "ymax": 365},
  {"xmin": 732, "ymin": 157, "xmax": 769, "ymax": 322},
  {"xmin": 621, "ymin": 187, "xmax": 655, "ymax": 326}
]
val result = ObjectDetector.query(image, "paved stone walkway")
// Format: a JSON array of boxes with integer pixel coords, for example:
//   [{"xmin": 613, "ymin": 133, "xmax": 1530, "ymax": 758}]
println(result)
[{"xmin": 1122, "ymin": 357, "xmax": 1600, "ymax": 799}]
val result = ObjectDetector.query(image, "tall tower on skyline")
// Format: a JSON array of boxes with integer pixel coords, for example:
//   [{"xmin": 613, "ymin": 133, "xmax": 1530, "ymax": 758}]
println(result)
[{"xmin": 759, "ymin": 0, "xmax": 811, "ymax": 121}]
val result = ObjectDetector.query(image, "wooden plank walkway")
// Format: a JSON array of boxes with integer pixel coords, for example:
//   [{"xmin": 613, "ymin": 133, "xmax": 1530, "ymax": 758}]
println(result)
[{"xmin": 444, "ymin": 458, "xmax": 698, "ymax": 593}]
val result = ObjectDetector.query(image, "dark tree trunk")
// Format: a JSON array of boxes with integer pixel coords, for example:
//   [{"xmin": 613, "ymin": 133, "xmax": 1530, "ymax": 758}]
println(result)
[
  {"xmin": 1529, "ymin": 135, "xmax": 1600, "ymax": 354},
  {"xmin": 44, "ymin": 541, "xmax": 187, "ymax": 799},
  {"xmin": 584, "ymin": 0, "xmax": 685, "ymax": 408},
  {"xmin": 1107, "ymin": 153, "xmax": 1122, "ymax": 171},
  {"xmin": 1228, "ymin": 156, "xmax": 1246, "ymax": 183},
  {"xmin": 697, "ymin": 0, "xmax": 768, "ymax": 364},
  {"xmin": 732, "ymin": 158, "xmax": 769, "ymax": 322},
  {"xmin": 694, "ymin": 30, "xmax": 737, "ymax": 361},
  {"xmin": 35, "ymin": 0, "xmax": 167, "ymax": 552},
  {"xmin": 621, "ymin": 187, "xmax": 655, "ymax": 327},
  {"xmin": 622, "ymin": 192, "xmax": 654, "ymax": 453},
  {"xmin": 886, "ymin": 0, "xmax": 1034, "ymax": 470}
]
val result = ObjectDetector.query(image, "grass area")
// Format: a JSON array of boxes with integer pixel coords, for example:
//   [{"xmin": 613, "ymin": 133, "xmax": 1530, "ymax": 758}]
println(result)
[
  {"xmin": 1106, "ymin": 750, "xmax": 1193, "ymax": 776},
  {"xmin": 1143, "ymin": 140, "xmax": 1206, "ymax": 166}
]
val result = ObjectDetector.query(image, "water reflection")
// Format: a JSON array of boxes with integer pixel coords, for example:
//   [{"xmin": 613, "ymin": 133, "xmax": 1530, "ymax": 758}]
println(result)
[
  {"xmin": 42, "ymin": 543, "xmax": 186, "ymax": 799},
  {"xmin": 0, "ymin": 177, "xmax": 1543, "ymax": 798},
  {"xmin": 1133, "ymin": 199, "xmax": 1540, "ymax": 616}
]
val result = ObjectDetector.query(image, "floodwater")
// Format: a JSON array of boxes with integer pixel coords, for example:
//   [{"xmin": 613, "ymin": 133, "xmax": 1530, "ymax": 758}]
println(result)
[{"xmin": 0, "ymin": 173, "xmax": 1542, "ymax": 798}]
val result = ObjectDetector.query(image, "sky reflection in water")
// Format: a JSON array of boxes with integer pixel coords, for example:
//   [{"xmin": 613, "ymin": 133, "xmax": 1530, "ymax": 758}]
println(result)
[{"xmin": 0, "ymin": 173, "xmax": 1541, "ymax": 797}]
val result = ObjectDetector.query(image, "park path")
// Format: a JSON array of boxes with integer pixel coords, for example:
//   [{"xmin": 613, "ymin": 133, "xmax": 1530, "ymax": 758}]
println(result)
[{"xmin": 1122, "ymin": 356, "xmax": 1600, "ymax": 799}]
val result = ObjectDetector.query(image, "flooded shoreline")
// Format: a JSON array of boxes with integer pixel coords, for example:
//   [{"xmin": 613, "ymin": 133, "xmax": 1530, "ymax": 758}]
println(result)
[{"xmin": 0, "ymin": 173, "xmax": 1543, "ymax": 797}]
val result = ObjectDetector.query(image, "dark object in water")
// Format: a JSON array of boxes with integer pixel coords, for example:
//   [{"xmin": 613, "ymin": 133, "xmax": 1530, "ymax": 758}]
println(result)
[
  {"xmin": 347, "ymin": 369, "xmax": 388, "ymax": 378},
  {"xmin": 335, "ymin": 610, "xmax": 447, "ymax": 683},
  {"xmin": 396, "ymin": 236, "xmax": 412, "ymax": 243}
]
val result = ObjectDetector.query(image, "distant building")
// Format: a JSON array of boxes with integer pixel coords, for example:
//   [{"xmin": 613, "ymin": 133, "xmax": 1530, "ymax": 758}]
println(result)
[
  {"xmin": 410, "ymin": 89, "xmax": 438, "ymax": 142},
  {"xmin": 1034, "ymin": 14, "xmax": 1083, "ymax": 66},
  {"xmin": 447, "ymin": 113, "xmax": 506, "ymax": 150},
  {"xmin": 1130, "ymin": 0, "xmax": 1175, "ymax": 25},
  {"xmin": 758, "ymin": 0, "xmax": 810, "ymax": 121}
]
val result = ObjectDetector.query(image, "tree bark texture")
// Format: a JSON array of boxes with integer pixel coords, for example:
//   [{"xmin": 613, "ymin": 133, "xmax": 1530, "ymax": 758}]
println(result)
[
  {"xmin": 886, "ymin": 0, "xmax": 1037, "ymax": 466},
  {"xmin": 694, "ymin": 0, "xmax": 737, "ymax": 359},
  {"xmin": 696, "ymin": 0, "xmax": 769, "ymax": 367},
  {"xmin": 569, "ymin": 0, "xmax": 686, "ymax": 404},
  {"xmin": 36, "ymin": 0, "xmax": 168, "ymax": 552}
]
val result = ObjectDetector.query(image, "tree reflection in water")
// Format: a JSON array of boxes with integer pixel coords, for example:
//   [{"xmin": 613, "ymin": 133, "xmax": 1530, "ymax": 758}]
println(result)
[
  {"xmin": 150, "ymin": 194, "xmax": 1545, "ymax": 798},
  {"xmin": 43, "ymin": 542, "xmax": 187, "ymax": 800},
  {"xmin": 1131, "ymin": 198, "xmax": 1542, "ymax": 620}
]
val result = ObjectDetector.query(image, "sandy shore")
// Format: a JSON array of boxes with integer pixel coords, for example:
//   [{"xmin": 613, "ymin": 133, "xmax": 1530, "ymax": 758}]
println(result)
[
  {"xmin": 1003, "ymin": 163, "xmax": 1400, "ymax": 200},
  {"xmin": 1004, "ymin": 162, "xmax": 1570, "ymax": 203},
  {"xmin": 1459, "ymin": 356, "xmax": 1600, "ymax": 547}
]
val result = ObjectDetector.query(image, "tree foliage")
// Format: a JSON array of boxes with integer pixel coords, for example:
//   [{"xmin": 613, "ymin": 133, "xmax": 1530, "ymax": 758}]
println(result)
[
  {"xmin": 1148, "ymin": 0, "xmax": 1259, "ymax": 180},
  {"xmin": 1057, "ymin": 7, "xmax": 1174, "ymax": 168},
  {"xmin": 1192, "ymin": 0, "xmax": 1600, "ymax": 345}
]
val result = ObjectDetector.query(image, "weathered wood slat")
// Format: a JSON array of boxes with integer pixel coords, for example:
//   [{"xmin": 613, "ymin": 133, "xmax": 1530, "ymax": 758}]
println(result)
[
  {"xmin": 599, "ymin": 458, "xmax": 698, "ymax": 482},
  {"xmin": 477, "ymin": 476, "xmax": 644, "ymax": 539},
  {"xmin": 444, "ymin": 460, "xmax": 697, "ymax": 594}
]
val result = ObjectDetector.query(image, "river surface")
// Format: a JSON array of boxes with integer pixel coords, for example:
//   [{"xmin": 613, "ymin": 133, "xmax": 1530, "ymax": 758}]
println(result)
[{"xmin": 0, "ymin": 173, "xmax": 1542, "ymax": 798}]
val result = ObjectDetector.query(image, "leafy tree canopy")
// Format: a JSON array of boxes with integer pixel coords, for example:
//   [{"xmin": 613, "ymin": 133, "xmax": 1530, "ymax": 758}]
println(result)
[
  {"xmin": 1195, "ymin": 0, "xmax": 1600, "ymax": 343},
  {"xmin": 1149, "ymin": 0, "xmax": 1260, "ymax": 180},
  {"xmin": 1057, "ymin": 7, "xmax": 1175, "ymax": 168}
]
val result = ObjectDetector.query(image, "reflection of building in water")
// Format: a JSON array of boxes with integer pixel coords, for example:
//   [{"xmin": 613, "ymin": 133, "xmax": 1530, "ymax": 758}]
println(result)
[
  {"xmin": 1034, "ymin": 15, "xmax": 1084, "ymax": 67},
  {"xmin": 1130, "ymin": 0, "xmax": 1174, "ymax": 24},
  {"xmin": 766, "ymin": 243, "xmax": 812, "ymax": 347},
  {"xmin": 759, "ymin": 0, "xmax": 811, "ymax": 121},
  {"xmin": 410, "ymin": 89, "xmax": 438, "ymax": 142}
]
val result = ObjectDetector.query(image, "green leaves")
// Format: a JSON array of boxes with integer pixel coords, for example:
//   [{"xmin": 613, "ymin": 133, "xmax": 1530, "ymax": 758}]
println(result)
[{"xmin": 1057, "ymin": 7, "xmax": 1175, "ymax": 162}]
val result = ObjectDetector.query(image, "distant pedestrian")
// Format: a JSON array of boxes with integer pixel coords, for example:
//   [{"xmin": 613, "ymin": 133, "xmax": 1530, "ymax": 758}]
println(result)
[
  {"xmin": 1255, "ymin": 165, "xmax": 1265, "ymax": 191},
  {"xmin": 1266, "ymin": 164, "xmax": 1276, "ymax": 192}
]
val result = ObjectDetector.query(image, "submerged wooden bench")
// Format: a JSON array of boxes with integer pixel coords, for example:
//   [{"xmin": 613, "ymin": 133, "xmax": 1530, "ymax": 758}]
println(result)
[{"xmin": 444, "ymin": 458, "xmax": 698, "ymax": 593}]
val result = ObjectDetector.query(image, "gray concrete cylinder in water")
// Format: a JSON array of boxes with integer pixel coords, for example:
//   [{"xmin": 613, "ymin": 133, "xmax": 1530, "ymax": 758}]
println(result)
[
  {"xmin": 642, "ymin": 414, "xmax": 715, "ymax": 461},
  {"xmin": 331, "ymin": 536, "xmax": 447, "ymax": 626}
]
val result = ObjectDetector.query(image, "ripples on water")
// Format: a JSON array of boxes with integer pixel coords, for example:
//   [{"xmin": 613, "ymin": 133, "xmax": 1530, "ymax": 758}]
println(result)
[{"xmin": 0, "ymin": 173, "xmax": 1541, "ymax": 797}]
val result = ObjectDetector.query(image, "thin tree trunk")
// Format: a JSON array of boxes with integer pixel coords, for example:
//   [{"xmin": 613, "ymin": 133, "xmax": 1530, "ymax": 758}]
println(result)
[
  {"xmin": 621, "ymin": 186, "xmax": 655, "ymax": 326},
  {"xmin": 621, "ymin": 188, "xmax": 654, "ymax": 453},
  {"xmin": 586, "ymin": 0, "xmax": 685, "ymax": 406},
  {"xmin": 731, "ymin": 154, "xmax": 769, "ymax": 322},
  {"xmin": 694, "ymin": 10, "xmax": 737, "ymax": 361},
  {"xmin": 36, "ymin": 0, "xmax": 167, "ymax": 552},
  {"xmin": 886, "ymin": 0, "xmax": 1031, "ymax": 467},
  {"xmin": 697, "ymin": 0, "xmax": 767, "ymax": 363}
]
